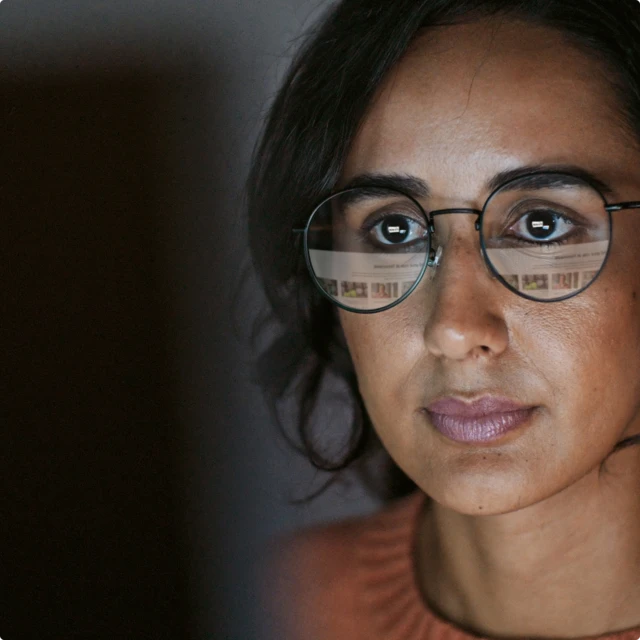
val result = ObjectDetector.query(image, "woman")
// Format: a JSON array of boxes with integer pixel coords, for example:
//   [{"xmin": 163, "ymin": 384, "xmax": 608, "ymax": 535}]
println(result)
[{"xmin": 248, "ymin": 0, "xmax": 640, "ymax": 637}]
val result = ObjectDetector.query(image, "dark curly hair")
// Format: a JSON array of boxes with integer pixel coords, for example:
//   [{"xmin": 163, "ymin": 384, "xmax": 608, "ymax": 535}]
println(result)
[{"xmin": 246, "ymin": 0, "xmax": 640, "ymax": 501}]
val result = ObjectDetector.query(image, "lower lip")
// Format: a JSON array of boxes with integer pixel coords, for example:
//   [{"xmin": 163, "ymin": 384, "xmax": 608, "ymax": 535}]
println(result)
[{"xmin": 427, "ymin": 408, "xmax": 536, "ymax": 444}]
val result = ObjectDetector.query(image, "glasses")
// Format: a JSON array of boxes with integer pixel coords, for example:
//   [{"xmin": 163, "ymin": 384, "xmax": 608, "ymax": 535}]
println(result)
[{"xmin": 293, "ymin": 171, "xmax": 640, "ymax": 313}]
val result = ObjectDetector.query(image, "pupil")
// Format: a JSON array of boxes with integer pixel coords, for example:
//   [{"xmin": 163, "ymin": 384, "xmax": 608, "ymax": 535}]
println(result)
[
  {"xmin": 527, "ymin": 210, "xmax": 556, "ymax": 239},
  {"xmin": 381, "ymin": 216, "xmax": 409, "ymax": 243}
]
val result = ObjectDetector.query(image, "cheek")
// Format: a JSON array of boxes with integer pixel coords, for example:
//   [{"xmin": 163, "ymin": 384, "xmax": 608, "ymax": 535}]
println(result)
[
  {"xmin": 339, "ymin": 308, "xmax": 424, "ymax": 417},
  {"xmin": 512, "ymin": 281, "xmax": 640, "ymax": 443},
  {"xmin": 338, "ymin": 303, "xmax": 442, "ymax": 474}
]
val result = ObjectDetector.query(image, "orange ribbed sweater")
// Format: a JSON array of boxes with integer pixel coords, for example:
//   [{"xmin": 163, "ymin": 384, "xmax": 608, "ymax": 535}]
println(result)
[{"xmin": 265, "ymin": 491, "xmax": 640, "ymax": 640}]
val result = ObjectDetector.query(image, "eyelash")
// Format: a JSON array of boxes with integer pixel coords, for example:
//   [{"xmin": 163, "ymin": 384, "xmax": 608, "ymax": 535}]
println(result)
[
  {"xmin": 504, "ymin": 210, "xmax": 582, "ymax": 247},
  {"xmin": 359, "ymin": 211, "xmax": 428, "ymax": 247}
]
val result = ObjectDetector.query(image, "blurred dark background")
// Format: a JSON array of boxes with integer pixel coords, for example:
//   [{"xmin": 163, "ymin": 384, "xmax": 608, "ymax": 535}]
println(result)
[{"xmin": 1, "ymin": 1, "xmax": 379, "ymax": 638}]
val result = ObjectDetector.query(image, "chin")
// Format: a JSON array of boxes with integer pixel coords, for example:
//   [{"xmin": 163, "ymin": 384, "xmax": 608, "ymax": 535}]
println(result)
[
  {"xmin": 431, "ymin": 489, "xmax": 534, "ymax": 516},
  {"xmin": 413, "ymin": 461, "xmax": 540, "ymax": 516}
]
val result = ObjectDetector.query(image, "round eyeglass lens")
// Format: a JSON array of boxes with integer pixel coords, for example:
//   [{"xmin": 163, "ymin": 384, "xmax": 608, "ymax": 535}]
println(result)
[
  {"xmin": 481, "ymin": 175, "xmax": 611, "ymax": 301},
  {"xmin": 305, "ymin": 188, "xmax": 430, "ymax": 311}
]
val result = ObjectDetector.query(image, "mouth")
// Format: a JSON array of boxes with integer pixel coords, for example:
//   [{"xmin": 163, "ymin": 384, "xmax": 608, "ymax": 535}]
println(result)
[{"xmin": 424, "ymin": 396, "xmax": 538, "ymax": 444}]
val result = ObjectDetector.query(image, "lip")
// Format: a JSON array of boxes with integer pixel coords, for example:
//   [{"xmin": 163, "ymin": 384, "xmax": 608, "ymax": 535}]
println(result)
[{"xmin": 425, "ymin": 396, "xmax": 537, "ymax": 444}]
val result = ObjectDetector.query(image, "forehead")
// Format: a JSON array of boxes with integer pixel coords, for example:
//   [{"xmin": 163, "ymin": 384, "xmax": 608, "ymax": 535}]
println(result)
[{"xmin": 341, "ymin": 18, "xmax": 636, "ymax": 200}]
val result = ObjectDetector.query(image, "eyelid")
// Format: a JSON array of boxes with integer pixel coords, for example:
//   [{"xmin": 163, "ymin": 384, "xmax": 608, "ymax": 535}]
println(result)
[
  {"xmin": 505, "ymin": 199, "xmax": 591, "ymax": 228},
  {"xmin": 347, "ymin": 201, "xmax": 427, "ymax": 225},
  {"xmin": 362, "ymin": 212, "xmax": 427, "ymax": 235}
]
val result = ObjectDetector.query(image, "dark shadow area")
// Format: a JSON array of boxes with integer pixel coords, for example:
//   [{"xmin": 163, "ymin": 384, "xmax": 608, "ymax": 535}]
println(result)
[{"xmin": 0, "ymin": 68, "xmax": 212, "ymax": 638}]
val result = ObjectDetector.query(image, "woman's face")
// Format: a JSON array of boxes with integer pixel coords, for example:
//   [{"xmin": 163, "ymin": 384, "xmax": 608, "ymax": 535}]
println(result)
[{"xmin": 339, "ymin": 19, "xmax": 640, "ymax": 515}]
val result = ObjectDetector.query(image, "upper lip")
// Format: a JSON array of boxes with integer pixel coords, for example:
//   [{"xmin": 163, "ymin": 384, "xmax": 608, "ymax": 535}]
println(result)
[{"xmin": 426, "ymin": 395, "xmax": 533, "ymax": 417}]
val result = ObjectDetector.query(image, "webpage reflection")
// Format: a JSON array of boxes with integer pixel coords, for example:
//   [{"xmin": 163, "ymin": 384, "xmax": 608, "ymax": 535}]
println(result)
[{"xmin": 310, "ymin": 240, "xmax": 607, "ymax": 304}]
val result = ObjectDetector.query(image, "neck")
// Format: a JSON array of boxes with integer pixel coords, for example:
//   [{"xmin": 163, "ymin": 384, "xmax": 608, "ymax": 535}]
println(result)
[{"xmin": 417, "ymin": 447, "xmax": 640, "ymax": 637}]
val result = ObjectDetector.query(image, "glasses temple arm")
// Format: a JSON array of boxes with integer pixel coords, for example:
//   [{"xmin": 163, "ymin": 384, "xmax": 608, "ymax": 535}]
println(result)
[{"xmin": 606, "ymin": 201, "xmax": 640, "ymax": 212}]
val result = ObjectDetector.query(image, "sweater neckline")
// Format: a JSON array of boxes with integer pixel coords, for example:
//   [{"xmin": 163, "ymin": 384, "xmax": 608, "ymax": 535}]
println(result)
[{"xmin": 355, "ymin": 491, "xmax": 640, "ymax": 640}]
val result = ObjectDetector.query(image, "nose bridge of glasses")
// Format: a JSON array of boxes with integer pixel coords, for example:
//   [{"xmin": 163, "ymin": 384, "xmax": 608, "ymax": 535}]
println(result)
[
  {"xmin": 427, "ymin": 208, "xmax": 491, "ymax": 280},
  {"xmin": 429, "ymin": 208, "xmax": 483, "ymax": 232}
]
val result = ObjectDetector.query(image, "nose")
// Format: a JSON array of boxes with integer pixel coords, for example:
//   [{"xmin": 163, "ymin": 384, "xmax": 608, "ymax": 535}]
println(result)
[{"xmin": 423, "ymin": 234, "xmax": 509, "ymax": 361}]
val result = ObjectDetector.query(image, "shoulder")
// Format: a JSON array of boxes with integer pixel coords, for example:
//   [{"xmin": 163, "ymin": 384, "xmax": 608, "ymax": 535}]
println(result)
[
  {"xmin": 260, "ymin": 492, "xmax": 425, "ymax": 640},
  {"xmin": 261, "ymin": 514, "xmax": 371, "ymax": 639}
]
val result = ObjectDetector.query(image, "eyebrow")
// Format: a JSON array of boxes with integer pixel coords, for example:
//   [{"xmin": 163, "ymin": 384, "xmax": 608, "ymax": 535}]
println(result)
[
  {"xmin": 487, "ymin": 165, "xmax": 614, "ymax": 195},
  {"xmin": 339, "ymin": 173, "xmax": 431, "ymax": 201},
  {"xmin": 340, "ymin": 164, "xmax": 614, "ymax": 200}
]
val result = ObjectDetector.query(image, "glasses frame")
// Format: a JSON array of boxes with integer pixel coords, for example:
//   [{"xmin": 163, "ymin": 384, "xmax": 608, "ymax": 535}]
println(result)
[{"xmin": 293, "ymin": 171, "xmax": 640, "ymax": 313}]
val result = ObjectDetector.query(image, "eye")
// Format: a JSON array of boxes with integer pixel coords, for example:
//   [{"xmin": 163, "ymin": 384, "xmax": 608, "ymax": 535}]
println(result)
[
  {"xmin": 367, "ymin": 213, "xmax": 428, "ymax": 247},
  {"xmin": 507, "ymin": 207, "xmax": 577, "ymax": 244}
]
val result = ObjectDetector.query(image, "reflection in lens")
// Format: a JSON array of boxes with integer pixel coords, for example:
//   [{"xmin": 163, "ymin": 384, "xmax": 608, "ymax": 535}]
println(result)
[
  {"xmin": 527, "ymin": 210, "xmax": 556, "ymax": 239},
  {"xmin": 381, "ymin": 216, "xmax": 411, "ymax": 244},
  {"xmin": 482, "ymin": 178, "xmax": 610, "ymax": 301},
  {"xmin": 306, "ymin": 189, "xmax": 429, "ymax": 311}
]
